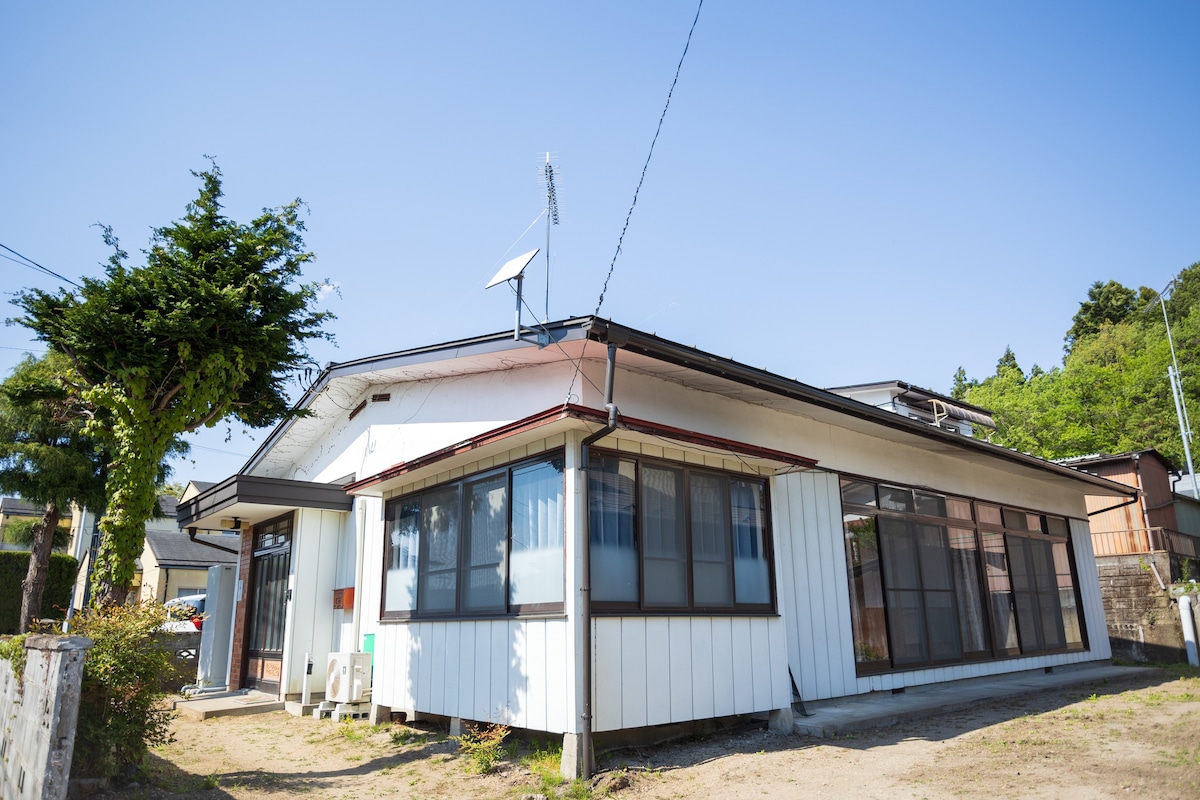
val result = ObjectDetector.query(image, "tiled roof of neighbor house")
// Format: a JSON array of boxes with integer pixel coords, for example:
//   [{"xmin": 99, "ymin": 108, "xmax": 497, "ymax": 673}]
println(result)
[
  {"xmin": 0, "ymin": 497, "xmax": 73, "ymax": 520},
  {"xmin": 156, "ymin": 495, "xmax": 179, "ymax": 518},
  {"xmin": 144, "ymin": 530, "xmax": 239, "ymax": 569}
]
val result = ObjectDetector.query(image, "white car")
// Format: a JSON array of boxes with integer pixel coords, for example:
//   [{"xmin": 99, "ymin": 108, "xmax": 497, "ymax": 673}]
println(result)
[{"xmin": 162, "ymin": 593, "xmax": 206, "ymax": 632}]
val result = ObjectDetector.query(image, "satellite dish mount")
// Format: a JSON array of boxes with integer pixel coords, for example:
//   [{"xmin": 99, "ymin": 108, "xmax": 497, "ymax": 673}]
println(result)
[{"xmin": 485, "ymin": 248, "xmax": 548, "ymax": 346}]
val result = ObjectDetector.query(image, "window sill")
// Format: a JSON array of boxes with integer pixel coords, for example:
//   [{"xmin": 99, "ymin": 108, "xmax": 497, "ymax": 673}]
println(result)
[
  {"xmin": 590, "ymin": 608, "xmax": 780, "ymax": 618},
  {"xmin": 379, "ymin": 608, "xmax": 567, "ymax": 624}
]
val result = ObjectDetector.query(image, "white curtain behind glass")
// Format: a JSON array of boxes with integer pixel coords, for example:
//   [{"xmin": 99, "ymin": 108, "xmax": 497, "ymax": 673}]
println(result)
[{"xmin": 509, "ymin": 460, "xmax": 565, "ymax": 605}]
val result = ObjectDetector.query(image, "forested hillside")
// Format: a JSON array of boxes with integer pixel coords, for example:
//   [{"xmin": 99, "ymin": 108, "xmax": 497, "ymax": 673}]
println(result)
[{"xmin": 954, "ymin": 262, "xmax": 1200, "ymax": 468}]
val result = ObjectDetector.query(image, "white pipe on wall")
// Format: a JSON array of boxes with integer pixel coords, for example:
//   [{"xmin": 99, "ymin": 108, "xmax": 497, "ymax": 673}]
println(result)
[{"xmin": 1179, "ymin": 594, "xmax": 1199, "ymax": 667}]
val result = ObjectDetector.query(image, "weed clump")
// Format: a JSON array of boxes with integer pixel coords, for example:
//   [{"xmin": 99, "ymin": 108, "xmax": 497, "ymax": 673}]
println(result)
[{"xmin": 451, "ymin": 722, "xmax": 510, "ymax": 773}]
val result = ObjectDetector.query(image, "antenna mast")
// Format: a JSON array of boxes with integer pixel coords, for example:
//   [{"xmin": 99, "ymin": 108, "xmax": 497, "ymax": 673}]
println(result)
[{"xmin": 540, "ymin": 152, "xmax": 560, "ymax": 323}]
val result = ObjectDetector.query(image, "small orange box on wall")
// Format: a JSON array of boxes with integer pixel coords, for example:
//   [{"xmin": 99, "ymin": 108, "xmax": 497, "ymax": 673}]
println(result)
[{"xmin": 332, "ymin": 587, "xmax": 355, "ymax": 610}]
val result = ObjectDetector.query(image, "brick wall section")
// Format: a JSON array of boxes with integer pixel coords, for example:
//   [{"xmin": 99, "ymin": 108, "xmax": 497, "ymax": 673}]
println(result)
[
  {"xmin": 0, "ymin": 635, "xmax": 91, "ymax": 800},
  {"xmin": 1095, "ymin": 552, "xmax": 1187, "ymax": 663},
  {"xmin": 227, "ymin": 530, "xmax": 254, "ymax": 690}
]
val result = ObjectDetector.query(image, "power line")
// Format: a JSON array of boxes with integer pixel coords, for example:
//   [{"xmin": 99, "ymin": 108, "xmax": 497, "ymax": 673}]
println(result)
[
  {"xmin": 0, "ymin": 243, "xmax": 81, "ymax": 288},
  {"xmin": 592, "ymin": 0, "xmax": 703, "ymax": 318},
  {"xmin": 564, "ymin": 0, "xmax": 705, "ymax": 407}
]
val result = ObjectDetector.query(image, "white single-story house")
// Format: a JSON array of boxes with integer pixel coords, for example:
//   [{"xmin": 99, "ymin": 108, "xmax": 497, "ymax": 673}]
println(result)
[{"xmin": 177, "ymin": 316, "xmax": 1134, "ymax": 776}]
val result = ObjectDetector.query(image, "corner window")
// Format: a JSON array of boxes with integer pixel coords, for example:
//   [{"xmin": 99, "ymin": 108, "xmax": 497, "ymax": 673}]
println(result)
[
  {"xmin": 842, "ymin": 479, "xmax": 1085, "ymax": 674},
  {"xmin": 590, "ymin": 451, "xmax": 775, "ymax": 613},
  {"xmin": 382, "ymin": 453, "xmax": 564, "ymax": 619}
]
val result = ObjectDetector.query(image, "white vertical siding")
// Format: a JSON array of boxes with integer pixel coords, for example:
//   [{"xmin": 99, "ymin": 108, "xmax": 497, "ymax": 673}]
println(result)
[
  {"xmin": 1070, "ymin": 516, "xmax": 1112, "ymax": 660},
  {"xmin": 373, "ymin": 618, "xmax": 574, "ymax": 733},
  {"xmin": 773, "ymin": 471, "xmax": 857, "ymax": 703},
  {"xmin": 283, "ymin": 509, "xmax": 345, "ymax": 697},
  {"xmin": 690, "ymin": 618, "xmax": 715, "ymax": 719},
  {"xmin": 591, "ymin": 616, "xmax": 790, "ymax": 733}
]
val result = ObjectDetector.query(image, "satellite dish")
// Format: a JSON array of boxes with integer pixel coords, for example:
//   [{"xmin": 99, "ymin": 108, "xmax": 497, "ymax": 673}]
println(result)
[{"xmin": 486, "ymin": 248, "xmax": 539, "ymax": 289}]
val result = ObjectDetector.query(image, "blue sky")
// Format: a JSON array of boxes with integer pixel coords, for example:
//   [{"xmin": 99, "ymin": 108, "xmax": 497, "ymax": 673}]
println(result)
[{"xmin": 2, "ymin": 2, "xmax": 1198, "ymax": 486}]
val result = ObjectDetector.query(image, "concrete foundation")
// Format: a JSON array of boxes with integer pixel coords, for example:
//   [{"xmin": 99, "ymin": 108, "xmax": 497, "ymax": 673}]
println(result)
[
  {"xmin": 768, "ymin": 706, "xmax": 794, "ymax": 733},
  {"xmin": 368, "ymin": 703, "xmax": 391, "ymax": 726}
]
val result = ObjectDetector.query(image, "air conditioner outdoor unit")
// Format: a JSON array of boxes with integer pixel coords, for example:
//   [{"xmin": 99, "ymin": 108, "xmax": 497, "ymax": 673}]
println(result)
[{"xmin": 326, "ymin": 652, "xmax": 372, "ymax": 704}]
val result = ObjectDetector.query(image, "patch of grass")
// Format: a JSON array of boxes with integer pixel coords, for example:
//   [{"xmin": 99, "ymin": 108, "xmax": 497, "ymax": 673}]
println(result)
[
  {"xmin": 389, "ymin": 727, "xmax": 429, "ymax": 747},
  {"xmin": 522, "ymin": 740, "xmax": 565, "ymax": 794},
  {"xmin": 201, "ymin": 773, "xmax": 220, "ymax": 790},
  {"xmin": 564, "ymin": 777, "xmax": 594, "ymax": 798},
  {"xmin": 336, "ymin": 719, "xmax": 379, "ymax": 743}
]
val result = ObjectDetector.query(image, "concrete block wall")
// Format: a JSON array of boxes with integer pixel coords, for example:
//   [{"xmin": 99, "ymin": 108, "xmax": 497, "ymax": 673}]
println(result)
[
  {"xmin": 0, "ymin": 635, "xmax": 91, "ymax": 800},
  {"xmin": 1096, "ymin": 553, "xmax": 1187, "ymax": 663}
]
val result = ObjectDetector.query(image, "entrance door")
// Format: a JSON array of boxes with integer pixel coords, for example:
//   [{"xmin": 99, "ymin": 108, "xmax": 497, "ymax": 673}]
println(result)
[{"xmin": 245, "ymin": 514, "xmax": 293, "ymax": 694}]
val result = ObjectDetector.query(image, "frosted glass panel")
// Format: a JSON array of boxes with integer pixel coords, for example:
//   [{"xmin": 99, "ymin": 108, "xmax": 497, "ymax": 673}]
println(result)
[
  {"xmin": 385, "ymin": 501, "xmax": 419, "ymax": 612},
  {"xmin": 510, "ymin": 459, "xmax": 565, "ymax": 605},
  {"xmin": 731, "ymin": 478, "xmax": 770, "ymax": 604},
  {"xmin": 590, "ymin": 456, "xmax": 638, "ymax": 602}
]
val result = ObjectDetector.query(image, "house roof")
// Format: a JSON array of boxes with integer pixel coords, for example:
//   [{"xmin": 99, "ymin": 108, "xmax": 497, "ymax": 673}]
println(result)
[
  {"xmin": 171, "ymin": 316, "xmax": 1129, "ymax": 505},
  {"xmin": 0, "ymin": 497, "xmax": 72, "ymax": 519},
  {"xmin": 175, "ymin": 474, "xmax": 354, "ymax": 531},
  {"xmin": 826, "ymin": 380, "xmax": 997, "ymax": 429},
  {"xmin": 1057, "ymin": 449, "xmax": 1179, "ymax": 473},
  {"xmin": 156, "ymin": 495, "xmax": 178, "ymax": 519},
  {"xmin": 229, "ymin": 316, "xmax": 1136, "ymax": 502},
  {"xmin": 144, "ymin": 530, "xmax": 239, "ymax": 569}
]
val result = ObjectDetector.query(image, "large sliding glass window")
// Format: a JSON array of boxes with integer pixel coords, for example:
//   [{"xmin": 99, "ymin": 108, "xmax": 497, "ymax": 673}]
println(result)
[
  {"xmin": 590, "ymin": 451, "xmax": 774, "ymax": 613},
  {"xmin": 842, "ymin": 478, "xmax": 1085, "ymax": 674},
  {"xmin": 382, "ymin": 453, "xmax": 565, "ymax": 619}
]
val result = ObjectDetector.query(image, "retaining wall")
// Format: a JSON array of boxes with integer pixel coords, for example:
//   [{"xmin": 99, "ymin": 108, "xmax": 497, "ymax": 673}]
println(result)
[{"xmin": 1096, "ymin": 553, "xmax": 1189, "ymax": 663}]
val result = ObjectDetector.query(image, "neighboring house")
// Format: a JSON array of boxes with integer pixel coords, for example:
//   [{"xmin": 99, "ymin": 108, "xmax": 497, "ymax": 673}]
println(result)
[
  {"xmin": 0, "ymin": 496, "xmax": 72, "ymax": 552},
  {"xmin": 178, "ymin": 316, "xmax": 1132, "ymax": 774},
  {"xmin": 1059, "ymin": 450, "xmax": 1200, "ymax": 570},
  {"xmin": 64, "ymin": 494, "xmax": 202, "ymax": 611},
  {"xmin": 137, "ymin": 529, "xmax": 240, "ymax": 602},
  {"xmin": 826, "ymin": 381, "xmax": 996, "ymax": 438},
  {"xmin": 1058, "ymin": 449, "xmax": 1200, "ymax": 662}
]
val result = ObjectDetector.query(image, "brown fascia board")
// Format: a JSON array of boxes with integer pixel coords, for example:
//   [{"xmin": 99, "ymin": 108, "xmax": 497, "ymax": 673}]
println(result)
[
  {"xmin": 346, "ymin": 404, "xmax": 819, "ymax": 493},
  {"xmin": 584, "ymin": 318, "xmax": 1137, "ymax": 499},
  {"xmin": 176, "ymin": 474, "xmax": 353, "ymax": 528}
]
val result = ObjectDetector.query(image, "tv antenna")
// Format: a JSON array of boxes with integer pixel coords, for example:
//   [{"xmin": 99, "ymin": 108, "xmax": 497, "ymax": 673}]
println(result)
[{"xmin": 539, "ymin": 152, "xmax": 561, "ymax": 323}]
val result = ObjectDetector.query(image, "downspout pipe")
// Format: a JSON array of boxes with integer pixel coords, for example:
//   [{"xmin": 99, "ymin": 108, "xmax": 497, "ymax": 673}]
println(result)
[
  {"xmin": 578, "ymin": 341, "xmax": 618, "ymax": 779},
  {"xmin": 187, "ymin": 527, "xmax": 240, "ymax": 555}
]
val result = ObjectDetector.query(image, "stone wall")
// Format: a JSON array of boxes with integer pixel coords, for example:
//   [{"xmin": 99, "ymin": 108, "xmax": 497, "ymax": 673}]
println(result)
[
  {"xmin": 1096, "ymin": 552, "xmax": 1188, "ymax": 663},
  {"xmin": 0, "ymin": 635, "xmax": 91, "ymax": 800}
]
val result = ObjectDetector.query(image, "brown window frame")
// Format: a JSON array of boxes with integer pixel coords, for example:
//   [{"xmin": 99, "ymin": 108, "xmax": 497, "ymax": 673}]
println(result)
[
  {"xmin": 380, "ymin": 451, "xmax": 566, "ymax": 622},
  {"xmin": 589, "ymin": 448, "xmax": 777, "ymax": 616},
  {"xmin": 841, "ymin": 475, "xmax": 1088, "ymax": 676}
]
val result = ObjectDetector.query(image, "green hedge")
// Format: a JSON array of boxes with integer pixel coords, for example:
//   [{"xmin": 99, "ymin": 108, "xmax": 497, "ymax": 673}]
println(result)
[{"xmin": 0, "ymin": 552, "xmax": 79, "ymax": 634}]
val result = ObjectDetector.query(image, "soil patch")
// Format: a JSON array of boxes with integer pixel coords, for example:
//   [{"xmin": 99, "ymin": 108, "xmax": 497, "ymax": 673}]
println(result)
[{"xmin": 95, "ymin": 665, "xmax": 1200, "ymax": 799}]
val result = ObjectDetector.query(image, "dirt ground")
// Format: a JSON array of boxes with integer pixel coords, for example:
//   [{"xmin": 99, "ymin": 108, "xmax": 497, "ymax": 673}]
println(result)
[{"xmin": 98, "ymin": 665, "xmax": 1199, "ymax": 800}]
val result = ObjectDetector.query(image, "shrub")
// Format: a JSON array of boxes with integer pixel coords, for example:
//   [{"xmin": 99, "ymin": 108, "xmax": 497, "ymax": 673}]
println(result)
[
  {"xmin": 0, "ymin": 551, "xmax": 79, "ymax": 634},
  {"xmin": 451, "ymin": 722, "xmax": 511, "ymax": 774},
  {"xmin": 0, "ymin": 633, "xmax": 28, "ymax": 679},
  {"xmin": 55, "ymin": 603, "xmax": 178, "ymax": 783}
]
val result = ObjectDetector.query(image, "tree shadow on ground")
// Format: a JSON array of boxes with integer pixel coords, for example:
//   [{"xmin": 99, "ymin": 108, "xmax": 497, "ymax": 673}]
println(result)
[{"xmin": 97, "ymin": 721, "xmax": 463, "ymax": 799}]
